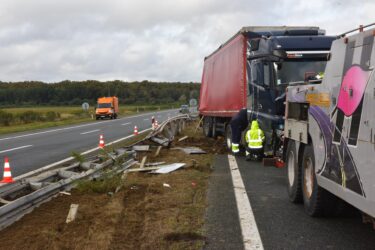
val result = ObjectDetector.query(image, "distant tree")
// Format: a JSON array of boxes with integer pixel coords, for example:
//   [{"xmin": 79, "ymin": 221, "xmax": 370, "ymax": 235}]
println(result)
[{"xmin": 0, "ymin": 80, "xmax": 200, "ymax": 106}]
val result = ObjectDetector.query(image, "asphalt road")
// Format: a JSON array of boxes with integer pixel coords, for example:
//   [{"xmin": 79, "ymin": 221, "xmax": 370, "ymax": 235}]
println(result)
[
  {"xmin": 205, "ymin": 154, "xmax": 375, "ymax": 250},
  {"xmin": 0, "ymin": 109, "xmax": 179, "ymax": 177}
]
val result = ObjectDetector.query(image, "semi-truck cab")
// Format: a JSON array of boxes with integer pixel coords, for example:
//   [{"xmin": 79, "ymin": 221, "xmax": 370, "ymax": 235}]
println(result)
[
  {"xmin": 246, "ymin": 27, "xmax": 335, "ymax": 156},
  {"xmin": 284, "ymin": 24, "xmax": 375, "ymax": 219},
  {"xmin": 199, "ymin": 26, "xmax": 335, "ymax": 157}
]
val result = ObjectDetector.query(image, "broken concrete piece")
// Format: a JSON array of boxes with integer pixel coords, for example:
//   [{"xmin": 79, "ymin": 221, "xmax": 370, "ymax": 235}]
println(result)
[
  {"xmin": 132, "ymin": 145, "xmax": 150, "ymax": 152},
  {"xmin": 140, "ymin": 156, "xmax": 147, "ymax": 169},
  {"xmin": 79, "ymin": 162, "xmax": 92, "ymax": 170},
  {"xmin": 59, "ymin": 191, "xmax": 71, "ymax": 196},
  {"xmin": 127, "ymin": 166, "xmax": 162, "ymax": 172},
  {"xmin": 150, "ymin": 136, "xmax": 170, "ymax": 147},
  {"xmin": 66, "ymin": 204, "xmax": 79, "ymax": 223},
  {"xmin": 178, "ymin": 136, "xmax": 188, "ymax": 142},
  {"xmin": 151, "ymin": 163, "xmax": 186, "ymax": 174},
  {"xmin": 163, "ymin": 183, "xmax": 171, "ymax": 188},
  {"xmin": 0, "ymin": 197, "xmax": 10, "ymax": 204},
  {"xmin": 29, "ymin": 182, "xmax": 43, "ymax": 191},
  {"xmin": 154, "ymin": 146, "xmax": 162, "ymax": 157},
  {"xmin": 173, "ymin": 147, "xmax": 206, "ymax": 154},
  {"xmin": 58, "ymin": 170, "xmax": 77, "ymax": 179},
  {"xmin": 145, "ymin": 162, "xmax": 166, "ymax": 167}
]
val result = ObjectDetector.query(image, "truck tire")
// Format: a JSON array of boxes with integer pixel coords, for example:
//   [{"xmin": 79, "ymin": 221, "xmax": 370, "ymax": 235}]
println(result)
[
  {"xmin": 203, "ymin": 116, "xmax": 213, "ymax": 137},
  {"xmin": 225, "ymin": 124, "xmax": 232, "ymax": 151},
  {"xmin": 286, "ymin": 140, "xmax": 303, "ymax": 203},
  {"xmin": 212, "ymin": 118, "xmax": 218, "ymax": 139},
  {"xmin": 302, "ymin": 144, "xmax": 338, "ymax": 217}
]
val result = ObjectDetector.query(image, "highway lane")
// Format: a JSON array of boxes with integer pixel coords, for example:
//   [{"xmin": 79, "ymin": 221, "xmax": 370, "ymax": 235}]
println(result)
[
  {"xmin": 205, "ymin": 155, "xmax": 375, "ymax": 249},
  {"xmin": 0, "ymin": 109, "xmax": 179, "ymax": 177}
]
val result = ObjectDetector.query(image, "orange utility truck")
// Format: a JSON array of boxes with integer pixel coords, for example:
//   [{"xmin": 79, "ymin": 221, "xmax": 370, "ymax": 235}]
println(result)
[{"xmin": 95, "ymin": 96, "xmax": 119, "ymax": 120}]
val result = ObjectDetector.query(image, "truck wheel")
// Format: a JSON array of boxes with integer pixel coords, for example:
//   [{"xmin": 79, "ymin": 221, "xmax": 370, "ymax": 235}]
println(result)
[
  {"xmin": 212, "ymin": 118, "xmax": 218, "ymax": 138},
  {"xmin": 203, "ymin": 116, "xmax": 213, "ymax": 137},
  {"xmin": 286, "ymin": 141, "xmax": 303, "ymax": 203},
  {"xmin": 302, "ymin": 144, "xmax": 338, "ymax": 217},
  {"xmin": 225, "ymin": 124, "xmax": 232, "ymax": 151}
]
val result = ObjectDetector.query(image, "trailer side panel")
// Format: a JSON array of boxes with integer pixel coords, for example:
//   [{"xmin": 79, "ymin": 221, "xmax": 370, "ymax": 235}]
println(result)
[{"xmin": 199, "ymin": 34, "xmax": 247, "ymax": 117}]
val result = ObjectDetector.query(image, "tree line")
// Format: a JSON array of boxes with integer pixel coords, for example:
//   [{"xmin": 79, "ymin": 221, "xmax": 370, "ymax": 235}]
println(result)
[{"xmin": 0, "ymin": 80, "xmax": 200, "ymax": 106}]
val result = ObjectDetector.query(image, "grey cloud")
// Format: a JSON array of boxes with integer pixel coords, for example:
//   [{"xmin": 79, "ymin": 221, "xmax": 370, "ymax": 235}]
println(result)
[{"xmin": 0, "ymin": 0, "xmax": 373, "ymax": 82}]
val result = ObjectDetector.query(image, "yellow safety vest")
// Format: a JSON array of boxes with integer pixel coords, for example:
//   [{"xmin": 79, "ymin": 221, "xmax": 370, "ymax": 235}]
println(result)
[{"xmin": 246, "ymin": 120, "xmax": 265, "ymax": 149}]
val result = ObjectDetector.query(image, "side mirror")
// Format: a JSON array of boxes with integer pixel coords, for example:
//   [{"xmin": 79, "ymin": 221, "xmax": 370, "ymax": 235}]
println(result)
[{"xmin": 248, "ymin": 49, "xmax": 286, "ymax": 61}]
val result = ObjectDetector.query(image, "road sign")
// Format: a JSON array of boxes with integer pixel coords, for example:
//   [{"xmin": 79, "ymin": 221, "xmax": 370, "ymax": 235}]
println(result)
[
  {"xmin": 82, "ymin": 102, "xmax": 90, "ymax": 111},
  {"xmin": 189, "ymin": 98, "xmax": 197, "ymax": 107}
]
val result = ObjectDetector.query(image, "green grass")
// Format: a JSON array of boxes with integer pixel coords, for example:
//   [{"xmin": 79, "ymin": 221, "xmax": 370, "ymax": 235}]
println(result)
[
  {"xmin": 0, "ymin": 104, "xmax": 178, "ymax": 135},
  {"xmin": 76, "ymin": 173, "xmax": 122, "ymax": 194}
]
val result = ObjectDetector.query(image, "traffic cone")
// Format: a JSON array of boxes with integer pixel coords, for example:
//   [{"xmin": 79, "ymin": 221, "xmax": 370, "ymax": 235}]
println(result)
[
  {"xmin": 134, "ymin": 126, "xmax": 139, "ymax": 135},
  {"xmin": 99, "ymin": 134, "xmax": 105, "ymax": 148},
  {"xmin": 1, "ymin": 157, "xmax": 14, "ymax": 183}
]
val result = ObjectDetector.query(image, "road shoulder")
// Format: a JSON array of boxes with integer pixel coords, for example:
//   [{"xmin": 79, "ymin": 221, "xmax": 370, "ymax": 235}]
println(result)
[{"xmin": 204, "ymin": 154, "xmax": 243, "ymax": 250}]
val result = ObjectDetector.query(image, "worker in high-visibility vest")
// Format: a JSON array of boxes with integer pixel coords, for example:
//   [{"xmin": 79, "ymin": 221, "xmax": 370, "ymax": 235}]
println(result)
[{"xmin": 245, "ymin": 120, "xmax": 265, "ymax": 161}]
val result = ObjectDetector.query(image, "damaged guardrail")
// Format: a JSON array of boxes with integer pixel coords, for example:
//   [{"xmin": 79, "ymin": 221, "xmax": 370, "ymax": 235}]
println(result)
[{"xmin": 0, "ymin": 114, "xmax": 191, "ymax": 231}]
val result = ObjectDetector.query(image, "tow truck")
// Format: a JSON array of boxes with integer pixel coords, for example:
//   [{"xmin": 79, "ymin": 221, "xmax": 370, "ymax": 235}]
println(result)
[{"xmin": 284, "ymin": 23, "xmax": 375, "ymax": 220}]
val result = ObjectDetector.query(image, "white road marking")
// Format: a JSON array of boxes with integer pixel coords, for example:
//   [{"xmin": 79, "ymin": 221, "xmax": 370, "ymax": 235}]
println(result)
[
  {"xmin": 13, "ymin": 128, "xmax": 152, "ymax": 181},
  {"xmin": 0, "ymin": 145, "xmax": 33, "ymax": 154},
  {"xmin": 0, "ymin": 110, "xmax": 175, "ymax": 142},
  {"xmin": 121, "ymin": 122, "xmax": 131, "ymax": 126},
  {"xmin": 80, "ymin": 129, "xmax": 100, "ymax": 135},
  {"xmin": 228, "ymin": 155, "xmax": 264, "ymax": 250}
]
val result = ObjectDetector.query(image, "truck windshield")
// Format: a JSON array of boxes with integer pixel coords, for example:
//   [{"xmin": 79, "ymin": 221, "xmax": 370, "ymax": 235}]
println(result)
[
  {"xmin": 97, "ymin": 103, "xmax": 111, "ymax": 108},
  {"xmin": 274, "ymin": 60, "xmax": 327, "ymax": 85}
]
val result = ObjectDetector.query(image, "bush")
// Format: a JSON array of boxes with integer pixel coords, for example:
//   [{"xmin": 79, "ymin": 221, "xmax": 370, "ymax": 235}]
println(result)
[
  {"xmin": 0, "ymin": 110, "xmax": 14, "ymax": 126},
  {"xmin": 45, "ymin": 111, "xmax": 60, "ymax": 121},
  {"xmin": 17, "ymin": 111, "xmax": 43, "ymax": 124}
]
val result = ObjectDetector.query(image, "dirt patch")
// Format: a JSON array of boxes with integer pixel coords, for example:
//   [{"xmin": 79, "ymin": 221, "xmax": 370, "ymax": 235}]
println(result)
[{"xmin": 0, "ymin": 120, "xmax": 220, "ymax": 250}]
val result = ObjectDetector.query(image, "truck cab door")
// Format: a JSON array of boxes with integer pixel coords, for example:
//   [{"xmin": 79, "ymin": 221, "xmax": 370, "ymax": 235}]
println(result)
[{"xmin": 248, "ymin": 60, "xmax": 276, "ymax": 150}]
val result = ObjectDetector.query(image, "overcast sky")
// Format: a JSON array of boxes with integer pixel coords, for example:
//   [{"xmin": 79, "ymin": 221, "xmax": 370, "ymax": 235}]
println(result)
[{"xmin": 0, "ymin": 0, "xmax": 373, "ymax": 83}]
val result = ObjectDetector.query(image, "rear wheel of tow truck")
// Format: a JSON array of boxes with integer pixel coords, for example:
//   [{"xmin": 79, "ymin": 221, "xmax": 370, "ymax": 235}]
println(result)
[
  {"xmin": 286, "ymin": 140, "xmax": 303, "ymax": 203},
  {"xmin": 302, "ymin": 144, "xmax": 338, "ymax": 217},
  {"xmin": 203, "ymin": 116, "xmax": 213, "ymax": 137},
  {"xmin": 225, "ymin": 124, "xmax": 232, "ymax": 151}
]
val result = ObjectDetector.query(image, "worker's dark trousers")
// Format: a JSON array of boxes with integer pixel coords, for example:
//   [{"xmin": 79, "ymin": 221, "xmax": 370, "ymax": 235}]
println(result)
[
  {"xmin": 245, "ymin": 146, "xmax": 264, "ymax": 160},
  {"xmin": 230, "ymin": 109, "xmax": 248, "ymax": 144}
]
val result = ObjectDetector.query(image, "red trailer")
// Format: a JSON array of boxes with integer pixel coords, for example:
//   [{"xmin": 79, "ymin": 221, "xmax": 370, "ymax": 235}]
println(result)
[{"xmin": 199, "ymin": 34, "xmax": 248, "ymax": 118}]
